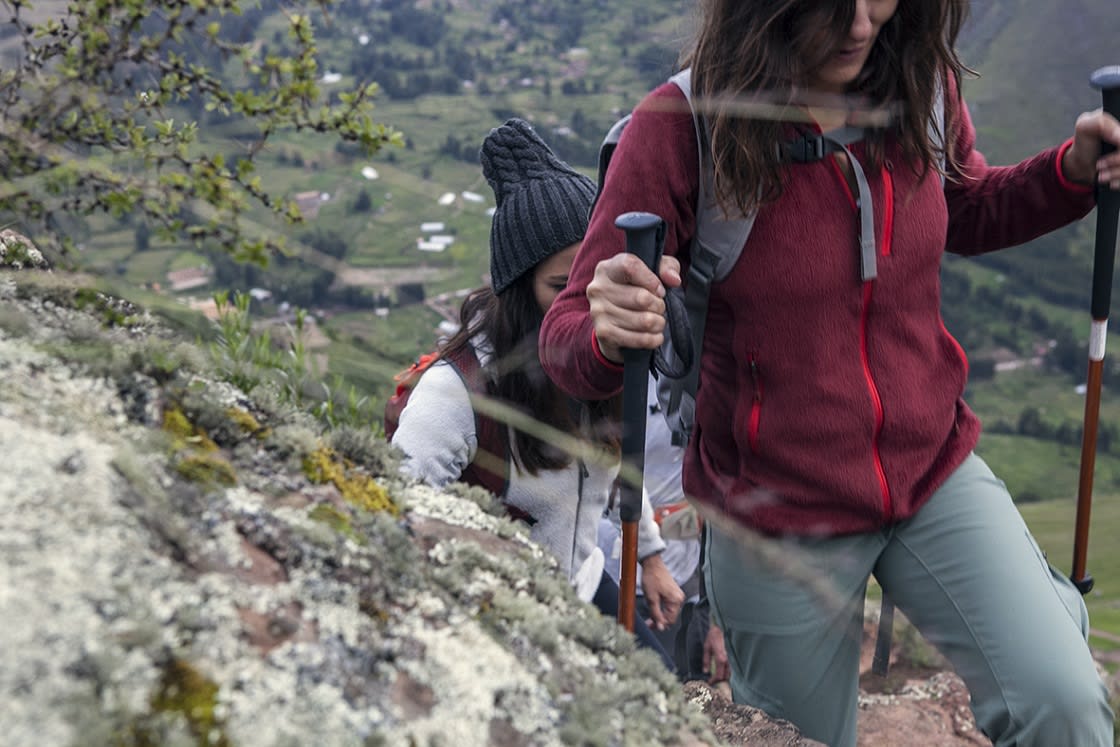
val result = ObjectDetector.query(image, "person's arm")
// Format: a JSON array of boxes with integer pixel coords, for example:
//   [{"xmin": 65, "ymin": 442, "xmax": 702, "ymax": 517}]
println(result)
[
  {"xmin": 635, "ymin": 484, "xmax": 680, "ymax": 629},
  {"xmin": 703, "ymin": 622, "xmax": 730, "ymax": 683},
  {"xmin": 540, "ymin": 84, "xmax": 696, "ymax": 400},
  {"xmin": 639, "ymin": 552, "xmax": 684, "ymax": 631},
  {"xmin": 691, "ymin": 527, "xmax": 728, "ymax": 681},
  {"xmin": 636, "ymin": 488, "xmax": 668, "ymax": 559},
  {"xmin": 943, "ymin": 86, "xmax": 1119, "ymax": 255},
  {"xmin": 390, "ymin": 362, "xmax": 476, "ymax": 487},
  {"xmin": 1061, "ymin": 108, "xmax": 1120, "ymax": 190}
]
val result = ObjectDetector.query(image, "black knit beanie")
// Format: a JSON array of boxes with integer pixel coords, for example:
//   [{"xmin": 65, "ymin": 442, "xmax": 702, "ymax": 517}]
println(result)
[{"xmin": 479, "ymin": 118, "xmax": 596, "ymax": 296}]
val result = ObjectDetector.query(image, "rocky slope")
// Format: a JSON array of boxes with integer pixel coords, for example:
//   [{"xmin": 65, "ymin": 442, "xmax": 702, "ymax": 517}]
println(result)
[
  {"xmin": 1, "ymin": 249, "xmax": 1113, "ymax": 746},
  {"xmin": 0, "ymin": 259, "xmax": 713, "ymax": 745}
]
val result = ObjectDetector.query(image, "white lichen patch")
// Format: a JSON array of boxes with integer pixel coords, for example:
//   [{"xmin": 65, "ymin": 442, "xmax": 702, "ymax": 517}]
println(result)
[
  {"xmin": 0, "ymin": 230, "xmax": 48, "ymax": 269},
  {"xmin": 397, "ymin": 623, "xmax": 561, "ymax": 746},
  {"xmin": 858, "ymin": 671, "xmax": 959, "ymax": 707},
  {"xmin": 409, "ymin": 589, "xmax": 450, "ymax": 619},
  {"xmin": 0, "ymin": 413, "xmax": 167, "ymax": 745},
  {"xmin": 215, "ymin": 648, "xmax": 387, "ymax": 746},
  {"xmin": 0, "ymin": 337, "xmax": 122, "ymax": 431},
  {"xmin": 459, "ymin": 567, "xmax": 506, "ymax": 598},
  {"xmin": 403, "ymin": 481, "xmax": 532, "ymax": 544}
]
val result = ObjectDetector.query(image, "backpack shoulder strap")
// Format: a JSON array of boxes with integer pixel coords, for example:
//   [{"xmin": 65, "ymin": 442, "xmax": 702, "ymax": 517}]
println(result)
[
  {"xmin": 667, "ymin": 69, "xmax": 758, "ymax": 283},
  {"xmin": 442, "ymin": 345, "xmax": 513, "ymax": 502},
  {"xmin": 933, "ymin": 74, "xmax": 947, "ymax": 185},
  {"xmin": 661, "ymin": 68, "xmax": 758, "ymax": 445}
]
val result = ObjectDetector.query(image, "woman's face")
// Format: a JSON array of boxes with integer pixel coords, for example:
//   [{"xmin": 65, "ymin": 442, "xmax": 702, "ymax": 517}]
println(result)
[
  {"xmin": 532, "ymin": 242, "xmax": 579, "ymax": 314},
  {"xmin": 807, "ymin": 0, "xmax": 899, "ymax": 94}
]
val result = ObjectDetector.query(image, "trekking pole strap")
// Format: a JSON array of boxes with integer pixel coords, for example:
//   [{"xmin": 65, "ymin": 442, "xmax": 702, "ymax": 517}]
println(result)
[{"xmin": 665, "ymin": 242, "xmax": 721, "ymax": 446}]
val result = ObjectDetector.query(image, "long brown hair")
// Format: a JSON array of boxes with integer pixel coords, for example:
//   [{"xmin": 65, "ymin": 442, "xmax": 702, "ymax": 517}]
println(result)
[
  {"xmin": 681, "ymin": 0, "xmax": 970, "ymax": 216},
  {"xmin": 438, "ymin": 278, "xmax": 620, "ymax": 476}
]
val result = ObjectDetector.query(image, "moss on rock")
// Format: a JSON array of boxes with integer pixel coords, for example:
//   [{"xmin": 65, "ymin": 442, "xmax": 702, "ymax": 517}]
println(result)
[
  {"xmin": 163, "ymin": 407, "xmax": 220, "ymax": 453},
  {"xmin": 175, "ymin": 453, "xmax": 237, "ymax": 487},
  {"xmin": 303, "ymin": 446, "xmax": 398, "ymax": 516},
  {"xmin": 124, "ymin": 659, "xmax": 231, "ymax": 747}
]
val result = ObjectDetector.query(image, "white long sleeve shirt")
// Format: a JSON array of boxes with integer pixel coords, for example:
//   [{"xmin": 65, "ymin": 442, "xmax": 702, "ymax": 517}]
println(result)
[{"xmin": 391, "ymin": 341, "xmax": 665, "ymax": 580}]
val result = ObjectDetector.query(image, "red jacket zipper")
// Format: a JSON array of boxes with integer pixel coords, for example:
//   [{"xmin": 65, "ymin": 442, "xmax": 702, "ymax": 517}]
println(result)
[
  {"xmin": 861, "ymin": 282, "xmax": 891, "ymax": 516},
  {"xmin": 748, "ymin": 356, "xmax": 763, "ymax": 453},
  {"xmin": 833, "ymin": 155, "xmax": 894, "ymax": 517}
]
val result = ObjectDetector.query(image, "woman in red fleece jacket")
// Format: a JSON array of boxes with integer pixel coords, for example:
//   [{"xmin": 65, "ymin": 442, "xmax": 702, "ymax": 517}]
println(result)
[{"xmin": 539, "ymin": 0, "xmax": 1120, "ymax": 745}]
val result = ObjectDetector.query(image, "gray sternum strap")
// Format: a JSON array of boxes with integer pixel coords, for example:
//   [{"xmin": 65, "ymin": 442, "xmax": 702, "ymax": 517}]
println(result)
[
  {"xmin": 838, "ymin": 139, "xmax": 877, "ymax": 282},
  {"xmin": 783, "ymin": 127, "xmax": 877, "ymax": 281}
]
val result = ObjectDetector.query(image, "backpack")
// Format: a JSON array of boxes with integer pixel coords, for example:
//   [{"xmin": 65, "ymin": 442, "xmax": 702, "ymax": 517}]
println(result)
[
  {"xmin": 385, "ymin": 344, "xmax": 535, "ymax": 523},
  {"xmin": 596, "ymin": 68, "xmax": 946, "ymax": 448}
]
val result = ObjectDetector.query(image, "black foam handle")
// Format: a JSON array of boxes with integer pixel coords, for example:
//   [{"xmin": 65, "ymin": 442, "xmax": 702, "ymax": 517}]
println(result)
[
  {"xmin": 1089, "ymin": 66, "xmax": 1120, "ymax": 320},
  {"xmin": 615, "ymin": 211, "xmax": 665, "ymax": 523},
  {"xmin": 616, "ymin": 211, "xmax": 664, "ymax": 273}
]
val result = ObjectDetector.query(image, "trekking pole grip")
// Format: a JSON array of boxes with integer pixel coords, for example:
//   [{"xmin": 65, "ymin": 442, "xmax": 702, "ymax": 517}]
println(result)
[
  {"xmin": 615, "ymin": 211, "xmax": 666, "ymax": 325},
  {"xmin": 1089, "ymin": 66, "xmax": 1120, "ymax": 320}
]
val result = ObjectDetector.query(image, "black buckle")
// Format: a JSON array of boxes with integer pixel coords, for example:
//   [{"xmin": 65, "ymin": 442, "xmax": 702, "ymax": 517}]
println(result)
[{"xmin": 781, "ymin": 135, "xmax": 826, "ymax": 163}]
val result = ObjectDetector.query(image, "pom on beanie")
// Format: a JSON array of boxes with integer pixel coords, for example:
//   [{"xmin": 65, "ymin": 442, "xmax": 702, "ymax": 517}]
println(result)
[{"xmin": 479, "ymin": 118, "xmax": 596, "ymax": 295}]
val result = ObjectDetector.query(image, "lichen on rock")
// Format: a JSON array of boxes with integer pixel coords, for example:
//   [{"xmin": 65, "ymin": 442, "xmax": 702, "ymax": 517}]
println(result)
[{"xmin": 0, "ymin": 274, "xmax": 722, "ymax": 747}]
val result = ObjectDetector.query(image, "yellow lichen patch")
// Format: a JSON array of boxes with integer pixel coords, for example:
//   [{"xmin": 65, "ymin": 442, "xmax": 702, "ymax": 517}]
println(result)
[
  {"xmin": 176, "ymin": 453, "xmax": 237, "ymax": 487},
  {"xmin": 162, "ymin": 407, "xmax": 219, "ymax": 453},
  {"xmin": 303, "ymin": 446, "xmax": 398, "ymax": 516},
  {"xmin": 149, "ymin": 659, "xmax": 231, "ymax": 747},
  {"xmin": 226, "ymin": 406, "xmax": 271, "ymax": 440},
  {"xmin": 308, "ymin": 503, "xmax": 358, "ymax": 540}
]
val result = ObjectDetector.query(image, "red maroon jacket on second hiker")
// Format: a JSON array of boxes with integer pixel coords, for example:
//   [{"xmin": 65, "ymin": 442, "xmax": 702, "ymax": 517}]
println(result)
[{"xmin": 539, "ymin": 80, "xmax": 1096, "ymax": 537}]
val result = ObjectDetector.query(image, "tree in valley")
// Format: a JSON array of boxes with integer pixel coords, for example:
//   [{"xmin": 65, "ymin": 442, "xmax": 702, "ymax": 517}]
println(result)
[{"xmin": 0, "ymin": 0, "xmax": 402, "ymax": 264}]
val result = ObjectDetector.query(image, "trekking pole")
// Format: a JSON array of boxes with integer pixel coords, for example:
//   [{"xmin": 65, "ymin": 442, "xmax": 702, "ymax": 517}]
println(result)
[
  {"xmin": 1072, "ymin": 65, "xmax": 1120, "ymax": 594},
  {"xmin": 615, "ymin": 211, "xmax": 665, "ymax": 631}
]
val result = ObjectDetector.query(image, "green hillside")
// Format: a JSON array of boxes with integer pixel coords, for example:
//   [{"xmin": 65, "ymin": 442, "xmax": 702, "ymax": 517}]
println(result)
[{"xmin": 6, "ymin": 0, "xmax": 1120, "ymax": 506}]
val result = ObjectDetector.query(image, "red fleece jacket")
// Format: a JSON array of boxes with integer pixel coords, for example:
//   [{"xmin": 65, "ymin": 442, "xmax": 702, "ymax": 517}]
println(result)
[{"xmin": 539, "ymin": 81, "xmax": 1095, "ymax": 537}]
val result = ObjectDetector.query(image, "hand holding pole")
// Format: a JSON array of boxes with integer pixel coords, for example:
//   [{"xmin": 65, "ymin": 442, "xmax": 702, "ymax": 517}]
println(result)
[
  {"xmin": 614, "ymin": 211, "xmax": 664, "ymax": 631},
  {"xmin": 1072, "ymin": 65, "xmax": 1120, "ymax": 594}
]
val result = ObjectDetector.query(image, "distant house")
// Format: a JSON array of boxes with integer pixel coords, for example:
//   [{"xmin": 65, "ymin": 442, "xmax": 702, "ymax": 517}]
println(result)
[
  {"xmin": 293, "ymin": 191, "xmax": 324, "ymax": 219},
  {"xmin": 166, "ymin": 266, "xmax": 212, "ymax": 292}
]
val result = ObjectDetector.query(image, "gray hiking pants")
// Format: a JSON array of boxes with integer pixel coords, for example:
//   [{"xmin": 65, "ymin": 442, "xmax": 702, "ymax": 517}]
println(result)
[{"xmin": 705, "ymin": 453, "xmax": 1114, "ymax": 747}]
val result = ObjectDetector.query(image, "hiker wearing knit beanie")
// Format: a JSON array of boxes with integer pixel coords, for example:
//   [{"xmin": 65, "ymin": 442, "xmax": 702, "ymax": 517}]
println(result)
[
  {"xmin": 479, "ymin": 118, "xmax": 596, "ymax": 295},
  {"xmin": 390, "ymin": 118, "xmax": 685, "ymax": 672}
]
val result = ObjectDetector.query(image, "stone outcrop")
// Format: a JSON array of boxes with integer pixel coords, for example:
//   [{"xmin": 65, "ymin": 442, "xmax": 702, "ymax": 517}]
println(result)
[
  {"xmin": 0, "ymin": 267, "xmax": 723, "ymax": 745},
  {"xmin": 2, "ymin": 262, "xmax": 1114, "ymax": 747}
]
